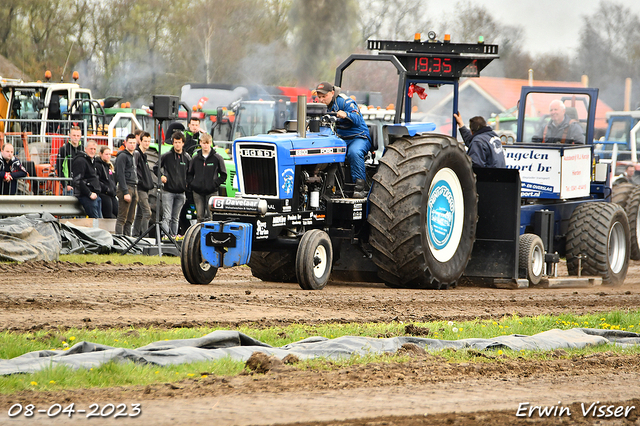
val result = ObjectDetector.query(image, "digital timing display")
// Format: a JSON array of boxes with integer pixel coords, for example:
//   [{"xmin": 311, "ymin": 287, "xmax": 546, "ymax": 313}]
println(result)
[
  {"xmin": 400, "ymin": 55, "xmax": 481, "ymax": 78},
  {"xmin": 411, "ymin": 57, "xmax": 453, "ymax": 75}
]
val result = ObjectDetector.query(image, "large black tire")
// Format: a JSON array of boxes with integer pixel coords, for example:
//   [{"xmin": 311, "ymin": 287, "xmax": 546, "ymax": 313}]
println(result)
[
  {"xmin": 566, "ymin": 202, "xmax": 629, "ymax": 286},
  {"xmin": 180, "ymin": 223, "xmax": 218, "ymax": 284},
  {"xmin": 367, "ymin": 135, "xmax": 477, "ymax": 289},
  {"xmin": 612, "ymin": 183, "xmax": 640, "ymax": 260},
  {"xmin": 295, "ymin": 229, "xmax": 333, "ymax": 290},
  {"xmin": 248, "ymin": 251, "xmax": 297, "ymax": 283},
  {"xmin": 518, "ymin": 233, "xmax": 544, "ymax": 285}
]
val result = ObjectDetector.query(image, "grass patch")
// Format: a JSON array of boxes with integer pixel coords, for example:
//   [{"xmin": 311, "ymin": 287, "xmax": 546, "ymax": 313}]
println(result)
[{"xmin": 2, "ymin": 310, "xmax": 640, "ymax": 394}]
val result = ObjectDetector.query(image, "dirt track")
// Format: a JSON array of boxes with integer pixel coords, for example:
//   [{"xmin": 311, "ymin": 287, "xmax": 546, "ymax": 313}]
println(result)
[{"xmin": 2, "ymin": 261, "xmax": 640, "ymax": 425}]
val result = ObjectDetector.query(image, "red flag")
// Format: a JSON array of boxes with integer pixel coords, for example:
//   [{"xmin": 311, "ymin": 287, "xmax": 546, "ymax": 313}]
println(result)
[{"xmin": 407, "ymin": 83, "xmax": 427, "ymax": 100}]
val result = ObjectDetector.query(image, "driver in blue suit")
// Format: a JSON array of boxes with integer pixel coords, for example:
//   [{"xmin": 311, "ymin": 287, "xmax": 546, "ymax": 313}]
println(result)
[{"xmin": 315, "ymin": 82, "xmax": 371, "ymax": 197}]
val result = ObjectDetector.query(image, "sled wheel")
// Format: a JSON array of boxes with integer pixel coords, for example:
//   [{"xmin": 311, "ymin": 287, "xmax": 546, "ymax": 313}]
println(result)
[
  {"xmin": 566, "ymin": 202, "xmax": 629, "ymax": 286},
  {"xmin": 612, "ymin": 184, "xmax": 640, "ymax": 260},
  {"xmin": 518, "ymin": 233, "xmax": 545, "ymax": 285},
  {"xmin": 367, "ymin": 135, "xmax": 477, "ymax": 289},
  {"xmin": 248, "ymin": 251, "xmax": 297, "ymax": 283},
  {"xmin": 296, "ymin": 229, "xmax": 333, "ymax": 290},
  {"xmin": 181, "ymin": 223, "xmax": 217, "ymax": 284}
]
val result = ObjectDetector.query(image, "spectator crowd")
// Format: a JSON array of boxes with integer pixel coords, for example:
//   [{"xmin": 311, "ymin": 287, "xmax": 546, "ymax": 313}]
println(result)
[{"xmin": 0, "ymin": 124, "xmax": 227, "ymax": 239}]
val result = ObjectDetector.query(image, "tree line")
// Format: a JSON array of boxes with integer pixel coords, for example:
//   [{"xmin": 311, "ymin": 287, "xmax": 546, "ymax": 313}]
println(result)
[{"xmin": 1, "ymin": 0, "xmax": 638, "ymax": 110}]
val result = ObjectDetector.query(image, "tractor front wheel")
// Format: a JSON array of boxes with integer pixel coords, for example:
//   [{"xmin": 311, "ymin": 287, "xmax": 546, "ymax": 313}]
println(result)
[
  {"xmin": 296, "ymin": 230, "xmax": 333, "ymax": 290},
  {"xmin": 181, "ymin": 223, "xmax": 218, "ymax": 285}
]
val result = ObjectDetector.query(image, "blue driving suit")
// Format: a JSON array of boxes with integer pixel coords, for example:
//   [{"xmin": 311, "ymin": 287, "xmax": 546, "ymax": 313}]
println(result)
[{"xmin": 328, "ymin": 94, "xmax": 371, "ymax": 182}]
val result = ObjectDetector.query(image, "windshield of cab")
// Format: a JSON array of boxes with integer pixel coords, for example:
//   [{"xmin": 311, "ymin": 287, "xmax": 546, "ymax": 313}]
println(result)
[{"xmin": 521, "ymin": 92, "xmax": 593, "ymax": 145}]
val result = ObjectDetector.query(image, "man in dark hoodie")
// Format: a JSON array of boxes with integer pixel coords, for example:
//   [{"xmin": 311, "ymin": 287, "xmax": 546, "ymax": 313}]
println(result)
[
  {"xmin": 72, "ymin": 140, "xmax": 102, "ymax": 218},
  {"xmin": 159, "ymin": 131, "xmax": 191, "ymax": 237},
  {"xmin": 133, "ymin": 132, "xmax": 154, "ymax": 236},
  {"xmin": 56, "ymin": 126, "xmax": 84, "ymax": 195},
  {"xmin": 187, "ymin": 132, "xmax": 226, "ymax": 222},
  {"xmin": 115, "ymin": 134, "xmax": 138, "ymax": 235},
  {"xmin": 454, "ymin": 113, "xmax": 506, "ymax": 168}
]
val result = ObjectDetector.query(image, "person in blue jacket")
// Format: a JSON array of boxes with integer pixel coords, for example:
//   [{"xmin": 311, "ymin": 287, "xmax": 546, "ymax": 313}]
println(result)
[
  {"xmin": 454, "ymin": 113, "xmax": 506, "ymax": 168},
  {"xmin": 315, "ymin": 82, "xmax": 371, "ymax": 197}
]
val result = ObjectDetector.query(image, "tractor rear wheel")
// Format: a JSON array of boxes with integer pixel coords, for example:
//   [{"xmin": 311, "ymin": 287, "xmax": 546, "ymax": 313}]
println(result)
[
  {"xmin": 248, "ymin": 251, "xmax": 297, "ymax": 283},
  {"xmin": 368, "ymin": 135, "xmax": 477, "ymax": 289},
  {"xmin": 518, "ymin": 233, "xmax": 545, "ymax": 285},
  {"xmin": 612, "ymin": 183, "xmax": 640, "ymax": 260},
  {"xmin": 181, "ymin": 223, "xmax": 218, "ymax": 285},
  {"xmin": 566, "ymin": 202, "xmax": 629, "ymax": 286},
  {"xmin": 296, "ymin": 229, "xmax": 333, "ymax": 290}
]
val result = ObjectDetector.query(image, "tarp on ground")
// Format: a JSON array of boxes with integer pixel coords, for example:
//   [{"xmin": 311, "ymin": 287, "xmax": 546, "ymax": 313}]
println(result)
[
  {"xmin": 0, "ymin": 213, "xmax": 61, "ymax": 262},
  {"xmin": 59, "ymin": 223, "xmax": 160, "ymax": 255},
  {"xmin": 2, "ymin": 328, "xmax": 639, "ymax": 375},
  {"xmin": 0, "ymin": 213, "xmax": 166, "ymax": 258}
]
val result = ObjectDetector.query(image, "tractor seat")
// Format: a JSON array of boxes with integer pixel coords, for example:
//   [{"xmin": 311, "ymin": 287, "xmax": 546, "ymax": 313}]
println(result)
[{"xmin": 565, "ymin": 107, "xmax": 579, "ymax": 121}]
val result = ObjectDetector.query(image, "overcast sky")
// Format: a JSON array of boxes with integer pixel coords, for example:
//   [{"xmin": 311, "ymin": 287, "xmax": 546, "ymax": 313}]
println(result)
[{"xmin": 429, "ymin": 0, "xmax": 640, "ymax": 55}]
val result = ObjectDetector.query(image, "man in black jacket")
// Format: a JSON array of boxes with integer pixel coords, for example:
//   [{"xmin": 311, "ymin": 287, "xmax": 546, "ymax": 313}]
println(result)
[
  {"xmin": 187, "ymin": 133, "xmax": 227, "ymax": 222},
  {"xmin": 115, "ymin": 134, "xmax": 138, "ymax": 235},
  {"xmin": 56, "ymin": 126, "xmax": 83, "ymax": 195},
  {"xmin": 72, "ymin": 140, "xmax": 102, "ymax": 218},
  {"xmin": 159, "ymin": 131, "xmax": 191, "ymax": 237},
  {"xmin": 0, "ymin": 143, "xmax": 27, "ymax": 195},
  {"xmin": 133, "ymin": 132, "xmax": 154, "ymax": 236},
  {"xmin": 184, "ymin": 117, "xmax": 203, "ymax": 155}
]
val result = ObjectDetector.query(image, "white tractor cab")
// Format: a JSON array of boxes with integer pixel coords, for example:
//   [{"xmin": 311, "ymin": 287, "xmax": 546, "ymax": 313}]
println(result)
[
  {"xmin": 0, "ymin": 74, "xmax": 97, "ymax": 137},
  {"xmin": 0, "ymin": 73, "xmax": 147, "ymax": 197}
]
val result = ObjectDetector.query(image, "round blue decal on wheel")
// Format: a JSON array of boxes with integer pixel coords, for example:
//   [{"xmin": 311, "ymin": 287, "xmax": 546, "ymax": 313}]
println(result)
[{"xmin": 427, "ymin": 180, "xmax": 455, "ymax": 250}]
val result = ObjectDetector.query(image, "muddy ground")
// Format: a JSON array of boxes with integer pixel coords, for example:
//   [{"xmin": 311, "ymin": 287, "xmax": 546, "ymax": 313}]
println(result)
[{"xmin": 1, "ymin": 260, "xmax": 640, "ymax": 425}]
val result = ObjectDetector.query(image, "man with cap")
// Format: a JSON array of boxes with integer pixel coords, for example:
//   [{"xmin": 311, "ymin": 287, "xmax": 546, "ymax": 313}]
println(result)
[{"xmin": 315, "ymin": 81, "xmax": 371, "ymax": 198}]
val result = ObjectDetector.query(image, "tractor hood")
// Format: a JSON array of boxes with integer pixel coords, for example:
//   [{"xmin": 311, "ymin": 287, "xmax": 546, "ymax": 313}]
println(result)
[{"xmin": 233, "ymin": 130, "xmax": 347, "ymax": 199}]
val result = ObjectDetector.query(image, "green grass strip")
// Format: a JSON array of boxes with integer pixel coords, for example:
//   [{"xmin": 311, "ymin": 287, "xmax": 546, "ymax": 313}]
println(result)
[{"xmin": 2, "ymin": 311, "xmax": 640, "ymax": 394}]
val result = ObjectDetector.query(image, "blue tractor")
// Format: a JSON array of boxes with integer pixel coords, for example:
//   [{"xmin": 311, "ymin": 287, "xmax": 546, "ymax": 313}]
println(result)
[{"xmin": 181, "ymin": 35, "xmax": 630, "ymax": 290}]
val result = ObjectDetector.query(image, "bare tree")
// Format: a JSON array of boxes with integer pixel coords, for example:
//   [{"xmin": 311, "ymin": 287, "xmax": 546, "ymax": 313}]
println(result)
[
  {"xmin": 289, "ymin": 0, "xmax": 358, "ymax": 86},
  {"xmin": 357, "ymin": 0, "xmax": 431, "ymax": 44},
  {"xmin": 0, "ymin": 0, "xmax": 20, "ymax": 58},
  {"xmin": 576, "ymin": 1, "xmax": 640, "ymax": 109}
]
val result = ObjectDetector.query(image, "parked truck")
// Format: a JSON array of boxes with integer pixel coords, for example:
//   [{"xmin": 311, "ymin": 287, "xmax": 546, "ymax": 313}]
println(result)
[{"xmin": 180, "ymin": 35, "xmax": 629, "ymax": 290}]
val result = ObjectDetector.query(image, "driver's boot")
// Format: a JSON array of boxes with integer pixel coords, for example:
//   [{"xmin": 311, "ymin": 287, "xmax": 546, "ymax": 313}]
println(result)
[{"xmin": 353, "ymin": 179, "xmax": 368, "ymax": 198}]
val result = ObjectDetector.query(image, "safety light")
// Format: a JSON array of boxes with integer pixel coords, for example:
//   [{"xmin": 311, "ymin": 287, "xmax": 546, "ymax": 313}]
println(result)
[
  {"xmin": 44, "ymin": 70, "xmax": 52, "ymax": 81},
  {"xmin": 478, "ymin": 36, "xmax": 484, "ymax": 44},
  {"xmin": 72, "ymin": 71, "xmax": 79, "ymax": 81},
  {"xmin": 414, "ymin": 33, "xmax": 421, "ymax": 42},
  {"xmin": 444, "ymin": 34, "xmax": 451, "ymax": 43}
]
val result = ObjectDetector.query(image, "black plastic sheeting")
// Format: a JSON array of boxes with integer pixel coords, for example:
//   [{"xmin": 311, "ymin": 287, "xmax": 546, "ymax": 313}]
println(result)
[
  {"xmin": 0, "ymin": 213, "xmax": 61, "ymax": 262},
  {"xmin": 2, "ymin": 328, "xmax": 639, "ymax": 375},
  {"xmin": 0, "ymin": 213, "xmax": 159, "ymax": 260},
  {"xmin": 60, "ymin": 222, "xmax": 158, "ymax": 255}
]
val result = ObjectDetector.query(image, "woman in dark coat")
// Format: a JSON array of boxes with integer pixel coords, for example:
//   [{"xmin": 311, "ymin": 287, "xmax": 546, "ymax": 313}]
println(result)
[{"xmin": 95, "ymin": 146, "xmax": 119, "ymax": 218}]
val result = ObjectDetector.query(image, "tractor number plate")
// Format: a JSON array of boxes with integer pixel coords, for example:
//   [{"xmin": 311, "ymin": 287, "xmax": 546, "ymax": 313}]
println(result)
[{"xmin": 205, "ymin": 232, "xmax": 237, "ymax": 248}]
